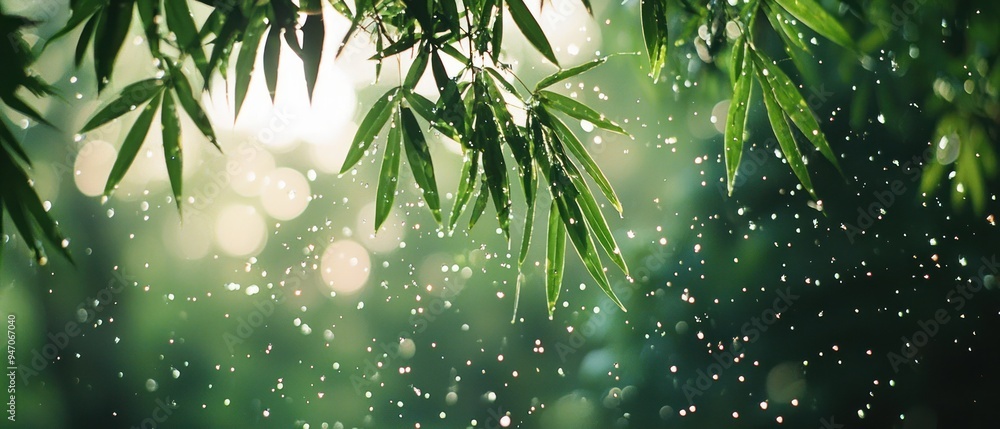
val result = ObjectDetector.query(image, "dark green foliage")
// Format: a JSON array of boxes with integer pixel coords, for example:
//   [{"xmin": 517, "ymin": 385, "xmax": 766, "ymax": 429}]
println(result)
[{"xmin": 2, "ymin": 0, "xmax": 998, "ymax": 315}]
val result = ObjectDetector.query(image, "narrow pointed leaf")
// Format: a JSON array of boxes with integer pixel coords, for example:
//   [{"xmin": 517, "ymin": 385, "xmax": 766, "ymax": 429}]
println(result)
[
  {"xmin": 136, "ymin": 0, "xmax": 160, "ymax": 57},
  {"xmin": 535, "ymin": 56, "xmax": 610, "ymax": 91},
  {"xmin": 477, "ymin": 104, "xmax": 511, "ymax": 240},
  {"xmin": 725, "ymin": 44, "xmax": 753, "ymax": 195},
  {"xmin": 449, "ymin": 153, "xmax": 479, "ymax": 232},
  {"xmin": 405, "ymin": 90, "xmax": 461, "ymax": 142},
  {"xmin": 752, "ymin": 51, "xmax": 842, "ymax": 174},
  {"xmin": 539, "ymin": 107, "xmax": 622, "ymax": 213},
  {"xmin": 234, "ymin": 10, "xmax": 267, "ymax": 120},
  {"xmin": 641, "ymin": 0, "xmax": 669, "ymax": 82},
  {"xmin": 74, "ymin": 14, "xmax": 100, "ymax": 67},
  {"xmin": 164, "ymin": 0, "xmax": 208, "ymax": 76},
  {"xmin": 505, "ymin": 0, "xmax": 559, "ymax": 66},
  {"xmin": 263, "ymin": 27, "xmax": 282, "ymax": 102},
  {"xmin": 44, "ymin": 0, "xmax": 105, "ymax": 47},
  {"xmin": 81, "ymin": 78, "xmax": 164, "ymax": 132},
  {"xmin": 545, "ymin": 200, "xmax": 566, "ymax": 316},
  {"xmin": 558, "ymin": 157, "xmax": 629, "ymax": 275},
  {"xmin": 773, "ymin": 0, "xmax": 855, "ymax": 51},
  {"xmin": 400, "ymin": 107, "xmax": 442, "ymax": 224},
  {"xmin": 94, "ymin": 1, "xmax": 135, "ymax": 93},
  {"xmin": 341, "ymin": 87, "xmax": 401, "ymax": 173},
  {"xmin": 1, "ymin": 96, "xmax": 54, "ymax": 129},
  {"xmin": 758, "ymin": 75, "xmax": 815, "ymax": 198},
  {"xmin": 169, "ymin": 64, "xmax": 220, "ymax": 150},
  {"xmin": 469, "ymin": 175, "xmax": 490, "ymax": 230},
  {"xmin": 375, "ymin": 112, "xmax": 402, "ymax": 230},
  {"xmin": 301, "ymin": 13, "xmax": 325, "ymax": 101},
  {"xmin": 104, "ymin": 91, "xmax": 163, "ymax": 196},
  {"xmin": 161, "ymin": 92, "xmax": 183, "ymax": 212},
  {"xmin": 485, "ymin": 68, "xmax": 520, "ymax": 97},
  {"xmin": 556, "ymin": 193, "xmax": 627, "ymax": 312},
  {"xmin": 491, "ymin": 4, "xmax": 504, "ymax": 64},
  {"xmin": 763, "ymin": 3, "xmax": 811, "ymax": 53},
  {"xmin": 539, "ymin": 90, "xmax": 628, "ymax": 135},
  {"xmin": 404, "ymin": 49, "xmax": 429, "ymax": 88}
]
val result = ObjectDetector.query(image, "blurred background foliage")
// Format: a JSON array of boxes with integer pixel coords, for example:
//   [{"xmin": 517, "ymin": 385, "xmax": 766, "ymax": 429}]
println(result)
[{"xmin": 1, "ymin": 0, "xmax": 1000, "ymax": 428}]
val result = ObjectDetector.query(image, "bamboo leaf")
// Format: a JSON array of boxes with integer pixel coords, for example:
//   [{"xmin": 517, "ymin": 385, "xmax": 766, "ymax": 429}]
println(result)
[
  {"xmin": 74, "ymin": 14, "xmax": 100, "ymax": 67},
  {"xmin": 164, "ymin": 0, "xmax": 208, "ymax": 77},
  {"xmin": 341, "ymin": 87, "xmax": 401, "ymax": 173},
  {"xmin": 539, "ymin": 90, "xmax": 628, "ymax": 135},
  {"xmin": 168, "ymin": 64, "xmax": 220, "ymax": 150},
  {"xmin": 263, "ymin": 27, "xmax": 282, "ymax": 102},
  {"xmin": 400, "ymin": 107, "xmax": 442, "ymax": 224},
  {"xmin": 773, "ymin": 0, "xmax": 855, "ymax": 52},
  {"xmin": 550, "ymin": 142, "xmax": 629, "ymax": 275},
  {"xmin": 375, "ymin": 111, "xmax": 403, "ymax": 230},
  {"xmin": 44, "ymin": 0, "xmax": 105, "ymax": 48},
  {"xmin": 301, "ymin": 13, "xmax": 325, "ymax": 101},
  {"xmin": 81, "ymin": 78, "xmax": 165, "ymax": 132},
  {"xmin": 93, "ymin": 1, "xmax": 134, "ymax": 93},
  {"xmin": 404, "ymin": 48, "xmax": 429, "ymax": 88},
  {"xmin": 725, "ymin": 42, "xmax": 753, "ymax": 195},
  {"xmin": 449, "ymin": 153, "xmax": 479, "ymax": 232},
  {"xmin": 545, "ymin": 200, "xmax": 566, "ymax": 317},
  {"xmin": 535, "ymin": 56, "xmax": 610, "ymax": 91},
  {"xmin": 505, "ymin": 0, "xmax": 559, "ymax": 66},
  {"xmin": 554, "ymin": 191, "xmax": 627, "ymax": 312},
  {"xmin": 404, "ymin": 90, "xmax": 461, "ymax": 142},
  {"xmin": 538, "ymin": 106, "xmax": 622, "ymax": 213},
  {"xmin": 104, "ymin": 91, "xmax": 163, "ymax": 196},
  {"xmin": 476, "ymin": 102, "xmax": 511, "ymax": 240},
  {"xmin": 136, "ymin": 0, "xmax": 160, "ymax": 57},
  {"xmin": 234, "ymin": 9, "xmax": 267, "ymax": 120},
  {"xmin": 469, "ymin": 175, "xmax": 490, "ymax": 230},
  {"xmin": 752, "ymin": 50, "xmax": 842, "ymax": 174},
  {"xmin": 161, "ymin": 92, "xmax": 183, "ymax": 212},
  {"xmin": 641, "ymin": 0, "xmax": 669, "ymax": 82},
  {"xmin": 758, "ymin": 74, "xmax": 816, "ymax": 198}
]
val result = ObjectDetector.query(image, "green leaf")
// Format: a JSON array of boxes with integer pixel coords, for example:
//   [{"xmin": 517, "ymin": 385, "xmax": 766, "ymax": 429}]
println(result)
[
  {"xmin": 773, "ymin": 0, "xmax": 855, "ymax": 51},
  {"xmin": 538, "ymin": 106, "xmax": 622, "ymax": 213},
  {"xmin": 449, "ymin": 153, "xmax": 479, "ymax": 232},
  {"xmin": 161, "ymin": 92, "xmax": 183, "ymax": 212},
  {"xmin": 553, "ymin": 191, "xmax": 627, "ymax": 312},
  {"xmin": 164, "ymin": 0, "xmax": 208, "ymax": 77},
  {"xmin": 400, "ymin": 107, "xmax": 442, "ymax": 224},
  {"xmin": 763, "ymin": 2, "xmax": 811, "ymax": 53},
  {"xmin": 518, "ymin": 174, "xmax": 538, "ymax": 269},
  {"xmin": 263, "ymin": 27, "xmax": 282, "ymax": 102},
  {"xmin": 301, "ymin": 13, "xmax": 325, "ymax": 101},
  {"xmin": 44, "ymin": 0, "xmax": 105, "ymax": 48},
  {"xmin": 724, "ymin": 42, "xmax": 753, "ymax": 195},
  {"xmin": 580, "ymin": 0, "xmax": 593, "ymax": 15},
  {"xmin": 544, "ymin": 118, "xmax": 628, "ymax": 275},
  {"xmin": 74, "ymin": 14, "xmax": 100, "ymax": 67},
  {"xmin": 404, "ymin": 90, "xmax": 461, "ymax": 142},
  {"xmin": 104, "ymin": 91, "xmax": 163, "ymax": 196},
  {"xmin": 535, "ymin": 56, "xmax": 610, "ymax": 91},
  {"xmin": 752, "ymin": 50, "xmax": 842, "ymax": 174},
  {"xmin": 476, "ymin": 102, "xmax": 511, "ymax": 240},
  {"xmin": 1, "ymin": 95, "xmax": 54, "ymax": 129},
  {"xmin": 758, "ymin": 73, "xmax": 815, "ymax": 198},
  {"xmin": 404, "ymin": 48, "xmax": 429, "ymax": 88},
  {"xmin": 505, "ymin": 0, "xmax": 559, "ymax": 66},
  {"xmin": 469, "ymin": 175, "xmax": 490, "ymax": 230},
  {"xmin": 485, "ymin": 68, "xmax": 520, "ymax": 97},
  {"xmin": 491, "ymin": 3, "xmax": 504, "ymax": 64},
  {"xmin": 235, "ymin": 9, "xmax": 268, "ymax": 120},
  {"xmin": 81, "ymin": 78, "xmax": 165, "ymax": 132},
  {"xmin": 482, "ymin": 73, "xmax": 534, "ymax": 207},
  {"xmin": 641, "ymin": 0, "xmax": 669, "ymax": 82},
  {"xmin": 539, "ymin": 90, "xmax": 629, "ymax": 135},
  {"xmin": 93, "ymin": 1, "xmax": 134, "ymax": 93},
  {"xmin": 545, "ymin": 200, "xmax": 566, "ymax": 317},
  {"xmin": 0, "ymin": 121, "xmax": 30, "ymax": 167},
  {"xmin": 341, "ymin": 87, "xmax": 401, "ymax": 173},
  {"xmin": 375, "ymin": 111, "xmax": 402, "ymax": 230},
  {"xmin": 168, "ymin": 64, "xmax": 220, "ymax": 151},
  {"xmin": 136, "ymin": 0, "xmax": 160, "ymax": 57}
]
